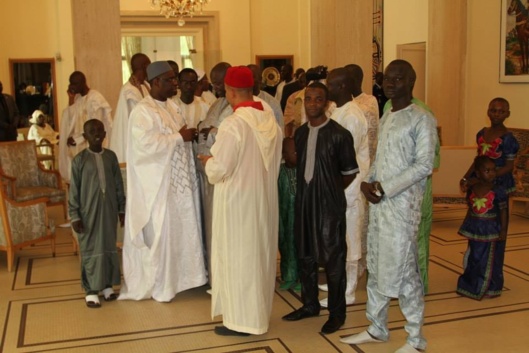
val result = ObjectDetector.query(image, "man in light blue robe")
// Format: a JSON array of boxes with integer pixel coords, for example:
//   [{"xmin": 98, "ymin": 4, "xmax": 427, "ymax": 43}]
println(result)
[{"xmin": 341, "ymin": 60, "xmax": 438, "ymax": 353}]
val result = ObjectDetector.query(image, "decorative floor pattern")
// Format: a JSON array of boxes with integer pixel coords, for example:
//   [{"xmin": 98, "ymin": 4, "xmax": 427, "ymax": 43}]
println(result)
[{"xmin": 1, "ymin": 203, "xmax": 528, "ymax": 352}]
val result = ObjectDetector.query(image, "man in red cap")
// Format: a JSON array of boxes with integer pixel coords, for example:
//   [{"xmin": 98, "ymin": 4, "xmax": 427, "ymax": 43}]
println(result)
[{"xmin": 198, "ymin": 66, "xmax": 283, "ymax": 336}]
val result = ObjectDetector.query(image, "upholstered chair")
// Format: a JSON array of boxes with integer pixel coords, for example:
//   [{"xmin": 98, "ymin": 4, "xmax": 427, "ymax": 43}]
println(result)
[
  {"xmin": 0, "ymin": 140, "xmax": 67, "ymax": 218},
  {"xmin": 0, "ymin": 180, "xmax": 56, "ymax": 272}
]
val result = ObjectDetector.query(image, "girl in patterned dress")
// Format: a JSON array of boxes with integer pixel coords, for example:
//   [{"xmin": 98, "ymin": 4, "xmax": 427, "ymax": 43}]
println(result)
[
  {"xmin": 457, "ymin": 156, "xmax": 508, "ymax": 299},
  {"xmin": 461, "ymin": 97, "xmax": 519, "ymax": 194}
]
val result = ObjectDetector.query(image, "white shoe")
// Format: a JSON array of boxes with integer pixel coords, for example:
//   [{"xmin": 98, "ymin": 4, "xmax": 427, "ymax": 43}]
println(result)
[
  {"xmin": 340, "ymin": 330, "xmax": 384, "ymax": 345},
  {"xmin": 319, "ymin": 296, "xmax": 355, "ymax": 308},
  {"xmin": 318, "ymin": 284, "xmax": 329, "ymax": 292},
  {"xmin": 395, "ymin": 343, "xmax": 422, "ymax": 353}
]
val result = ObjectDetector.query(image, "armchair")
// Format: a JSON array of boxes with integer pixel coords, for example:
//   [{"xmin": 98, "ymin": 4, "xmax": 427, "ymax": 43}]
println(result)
[
  {"xmin": 511, "ymin": 146, "xmax": 529, "ymax": 214},
  {"xmin": 510, "ymin": 128, "xmax": 529, "ymax": 214},
  {"xmin": 0, "ymin": 180, "xmax": 56, "ymax": 271},
  {"xmin": 0, "ymin": 140, "xmax": 67, "ymax": 218}
]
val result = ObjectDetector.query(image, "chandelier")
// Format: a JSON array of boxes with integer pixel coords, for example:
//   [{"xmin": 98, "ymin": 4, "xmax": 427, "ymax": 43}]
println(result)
[{"xmin": 150, "ymin": 0, "xmax": 210, "ymax": 26}]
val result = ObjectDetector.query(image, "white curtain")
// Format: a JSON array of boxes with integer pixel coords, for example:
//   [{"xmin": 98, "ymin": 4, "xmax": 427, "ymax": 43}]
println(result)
[
  {"xmin": 121, "ymin": 37, "xmax": 141, "ymax": 73},
  {"xmin": 181, "ymin": 36, "xmax": 195, "ymax": 68}
]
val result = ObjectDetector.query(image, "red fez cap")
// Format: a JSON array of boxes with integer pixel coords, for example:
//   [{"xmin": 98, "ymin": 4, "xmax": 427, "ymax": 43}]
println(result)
[{"xmin": 224, "ymin": 66, "xmax": 254, "ymax": 88}]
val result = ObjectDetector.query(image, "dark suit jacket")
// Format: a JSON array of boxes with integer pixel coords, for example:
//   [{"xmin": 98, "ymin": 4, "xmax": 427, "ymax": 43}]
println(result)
[
  {"xmin": 280, "ymin": 80, "xmax": 303, "ymax": 112},
  {"xmin": 0, "ymin": 94, "xmax": 20, "ymax": 141}
]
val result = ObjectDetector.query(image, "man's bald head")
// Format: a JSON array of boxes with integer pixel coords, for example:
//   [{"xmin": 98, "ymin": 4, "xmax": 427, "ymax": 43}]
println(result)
[
  {"xmin": 210, "ymin": 62, "xmax": 231, "ymax": 97},
  {"xmin": 328, "ymin": 68, "xmax": 353, "ymax": 92},
  {"xmin": 69, "ymin": 71, "xmax": 86, "ymax": 83},
  {"xmin": 131, "ymin": 53, "xmax": 150, "ymax": 72},
  {"xmin": 247, "ymin": 64, "xmax": 261, "ymax": 95},
  {"xmin": 344, "ymin": 64, "xmax": 363, "ymax": 95},
  {"xmin": 69, "ymin": 71, "xmax": 88, "ymax": 96}
]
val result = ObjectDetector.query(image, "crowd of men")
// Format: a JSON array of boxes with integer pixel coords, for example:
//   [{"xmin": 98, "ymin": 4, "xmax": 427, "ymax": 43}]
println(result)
[{"xmin": 43, "ymin": 54, "xmax": 437, "ymax": 352}]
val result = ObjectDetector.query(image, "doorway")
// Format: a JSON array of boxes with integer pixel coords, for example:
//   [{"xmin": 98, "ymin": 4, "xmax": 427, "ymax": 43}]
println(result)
[
  {"xmin": 397, "ymin": 42, "xmax": 426, "ymax": 102},
  {"xmin": 9, "ymin": 58, "xmax": 58, "ymax": 128}
]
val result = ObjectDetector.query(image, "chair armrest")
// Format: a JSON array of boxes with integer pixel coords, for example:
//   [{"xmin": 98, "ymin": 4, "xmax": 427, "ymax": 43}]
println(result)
[
  {"xmin": 37, "ymin": 168, "xmax": 62, "ymax": 189},
  {"xmin": 0, "ymin": 172, "xmax": 17, "ymax": 199},
  {"xmin": 513, "ymin": 148, "xmax": 529, "ymax": 193},
  {"xmin": 3, "ymin": 196, "xmax": 50, "ymax": 244},
  {"xmin": 3, "ymin": 196, "xmax": 49, "ymax": 207}
]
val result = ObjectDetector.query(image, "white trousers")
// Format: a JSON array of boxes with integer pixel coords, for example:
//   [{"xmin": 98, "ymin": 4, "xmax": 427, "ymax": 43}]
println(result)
[{"xmin": 365, "ymin": 251, "xmax": 427, "ymax": 350}]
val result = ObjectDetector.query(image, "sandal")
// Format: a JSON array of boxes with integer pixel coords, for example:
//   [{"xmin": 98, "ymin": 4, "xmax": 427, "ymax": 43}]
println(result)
[
  {"xmin": 102, "ymin": 287, "xmax": 118, "ymax": 301},
  {"xmin": 85, "ymin": 294, "xmax": 101, "ymax": 308}
]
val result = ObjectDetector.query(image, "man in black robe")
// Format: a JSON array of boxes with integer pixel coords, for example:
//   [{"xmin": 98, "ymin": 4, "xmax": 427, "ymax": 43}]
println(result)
[
  {"xmin": 0, "ymin": 81, "xmax": 20, "ymax": 141},
  {"xmin": 282, "ymin": 82, "xmax": 358, "ymax": 334}
]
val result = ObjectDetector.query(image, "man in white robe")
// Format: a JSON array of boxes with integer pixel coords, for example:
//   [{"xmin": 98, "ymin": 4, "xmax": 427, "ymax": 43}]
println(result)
[
  {"xmin": 341, "ymin": 60, "xmax": 438, "ymax": 353},
  {"xmin": 194, "ymin": 69, "xmax": 217, "ymax": 106},
  {"xmin": 198, "ymin": 66, "xmax": 282, "ymax": 336},
  {"xmin": 197, "ymin": 63, "xmax": 277, "ymax": 287},
  {"xmin": 319, "ymin": 68, "xmax": 370, "ymax": 308},
  {"xmin": 346, "ymin": 64, "xmax": 380, "ymax": 277},
  {"xmin": 59, "ymin": 71, "xmax": 112, "ymax": 183},
  {"xmin": 173, "ymin": 68, "xmax": 209, "ymax": 129},
  {"xmin": 110, "ymin": 53, "xmax": 151, "ymax": 163},
  {"xmin": 118, "ymin": 61, "xmax": 207, "ymax": 302}
]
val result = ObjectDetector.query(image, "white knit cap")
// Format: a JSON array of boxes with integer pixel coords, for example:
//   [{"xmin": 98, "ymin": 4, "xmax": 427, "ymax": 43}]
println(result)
[{"xmin": 30, "ymin": 110, "xmax": 45, "ymax": 124}]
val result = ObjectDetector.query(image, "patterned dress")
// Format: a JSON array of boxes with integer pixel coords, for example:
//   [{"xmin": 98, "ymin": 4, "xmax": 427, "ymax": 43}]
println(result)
[
  {"xmin": 457, "ymin": 185, "xmax": 508, "ymax": 300},
  {"xmin": 476, "ymin": 129, "xmax": 519, "ymax": 193}
]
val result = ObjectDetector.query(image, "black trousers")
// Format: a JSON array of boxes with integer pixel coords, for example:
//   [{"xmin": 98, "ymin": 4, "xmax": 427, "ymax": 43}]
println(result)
[{"xmin": 299, "ymin": 251, "xmax": 346, "ymax": 319}]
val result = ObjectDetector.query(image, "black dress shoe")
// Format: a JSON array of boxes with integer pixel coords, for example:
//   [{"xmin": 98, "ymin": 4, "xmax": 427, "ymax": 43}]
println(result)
[
  {"xmin": 214, "ymin": 326, "xmax": 250, "ymax": 336},
  {"xmin": 282, "ymin": 306, "xmax": 320, "ymax": 321},
  {"xmin": 321, "ymin": 316, "xmax": 345, "ymax": 334}
]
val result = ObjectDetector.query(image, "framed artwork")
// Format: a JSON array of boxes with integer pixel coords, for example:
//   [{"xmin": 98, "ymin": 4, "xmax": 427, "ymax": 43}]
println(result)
[
  {"xmin": 500, "ymin": 0, "xmax": 529, "ymax": 82},
  {"xmin": 372, "ymin": 0, "xmax": 383, "ymax": 81}
]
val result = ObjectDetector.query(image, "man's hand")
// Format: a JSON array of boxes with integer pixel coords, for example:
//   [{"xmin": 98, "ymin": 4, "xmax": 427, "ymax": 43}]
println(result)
[
  {"xmin": 197, "ymin": 154, "xmax": 212, "ymax": 167},
  {"xmin": 67, "ymin": 137, "xmax": 76, "ymax": 146},
  {"xmin": 179, "ymin": 125, "xmax": 198, "ymax": 142},
  {"xmin": 199, "ymin": 126, "xmax": 212, "ymax": 139},
  {"xmin": 67, "ymin": 88, "xmax": 76, "ymax": 105},
  {"xmin": 72, "ymin": 220, "xmax": 84, "ymax": 234},
  {"xmin": 199, "ymin": 126, "xmax": 218, "ymax": 140},
  {"xmin": 119, "ymin": 213, "xmax": 125, "ymax": 227},
  {"xmin": 361, "ymin": 181, "xmax": 384, "ymax": 204}
]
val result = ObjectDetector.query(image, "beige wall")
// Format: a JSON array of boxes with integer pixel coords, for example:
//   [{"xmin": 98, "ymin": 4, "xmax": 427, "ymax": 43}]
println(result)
[
  {"xmin": 465, "ymin": 0, "xmax": 529, "ymax": 144},
  {"xmin": 3, "ymin": 0, "xmax": 528, "ymax": 146},
  {"xmin": 249, "ymin": 0, "xmax": 309, "ymax": 70},
  {"xmin": 383, "ymin": 0, "xmax": 428, "ymax": 66},
  {"xmin": 427, "ymin": 0, "xmax": 467, "ymax": 146},
  {"xmin": 385, "ymin": 0, "xmax": 529, "ymax": 144},
  {"xmin": 120, "ymin": 0, "xmax": 252, "ymax": 66},
  {"xmin": 0, "ymin": 0, "xmax": 74, "ymax": 117},
  {"xmin": 310, "ymin": 0, "xmax": 373, "ymax": 93},
  {"xmin": 71, "ymin": 0, "xmax": 122, "ymax": 111}
]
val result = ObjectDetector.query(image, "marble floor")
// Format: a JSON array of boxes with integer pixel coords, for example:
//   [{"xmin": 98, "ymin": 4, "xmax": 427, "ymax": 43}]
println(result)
[{"xmin": 0, "ymin": 202, "xmax": 528, "ymax": 353}]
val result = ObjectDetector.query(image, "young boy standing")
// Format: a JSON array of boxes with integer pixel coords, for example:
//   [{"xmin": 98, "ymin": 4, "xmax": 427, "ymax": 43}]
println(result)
[
  {"xmin": 69, "ymin": 119, "xmax": 126, "ymax": 308},
  {"xmin": 278, "ymin": 137, "xmax": 300, "ymax": 291}
]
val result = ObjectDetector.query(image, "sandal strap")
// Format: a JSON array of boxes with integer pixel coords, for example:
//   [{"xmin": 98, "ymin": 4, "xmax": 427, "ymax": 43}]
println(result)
[
  {"xmin": 85, "ymin": 294, "xmax": 100, "ymax": 304},
  {"xmin": 102, "ymin": 287, "xmax": 115, "ymax": 299}
]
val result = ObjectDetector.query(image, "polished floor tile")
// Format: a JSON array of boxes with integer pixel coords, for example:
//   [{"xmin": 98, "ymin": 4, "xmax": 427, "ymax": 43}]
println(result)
[{"xmin": 0, "ymin": 202, "xmax": 528, "ymax": 352}]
